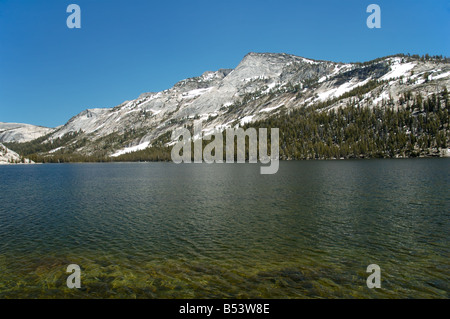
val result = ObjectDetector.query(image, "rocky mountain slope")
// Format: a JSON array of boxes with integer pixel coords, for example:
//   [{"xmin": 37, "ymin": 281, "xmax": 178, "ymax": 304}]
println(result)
[
  {"xmin": 4, "ymin": 53, "xmax": 450, "ymax": 160},
  {"xmin": 0, "ymin": 143, "xmax": 34, "ymax": 164}
]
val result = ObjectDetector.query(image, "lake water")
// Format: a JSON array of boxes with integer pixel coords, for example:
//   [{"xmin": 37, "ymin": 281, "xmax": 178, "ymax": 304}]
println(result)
[{"xmin": 0, "ymin": 160, "xmax": 448, "ymax": 298}]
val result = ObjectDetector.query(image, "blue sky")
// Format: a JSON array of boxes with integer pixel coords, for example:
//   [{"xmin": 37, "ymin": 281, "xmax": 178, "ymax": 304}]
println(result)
[{"xmin": 0, "ymin": 0, "xmax": 449, "ymax": 127}]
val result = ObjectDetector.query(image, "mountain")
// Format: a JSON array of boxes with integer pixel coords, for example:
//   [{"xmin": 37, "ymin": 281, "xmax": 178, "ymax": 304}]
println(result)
[
  {"xmin": 0, "ymin": 122, "xmax": 54, "ymax": 143},
  {"xmin": 4, "ymin": 53, "xmax": 450, "ymax": 161},
  {"xmin": 0, "ymin": 143, "xmax": 34, "ymax": 164}
]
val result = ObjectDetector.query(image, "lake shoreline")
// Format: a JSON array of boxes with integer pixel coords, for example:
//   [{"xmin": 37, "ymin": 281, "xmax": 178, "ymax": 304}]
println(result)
[{"xmin": 2, "ymin": 156, "xmax": 448, "ymax": 165}]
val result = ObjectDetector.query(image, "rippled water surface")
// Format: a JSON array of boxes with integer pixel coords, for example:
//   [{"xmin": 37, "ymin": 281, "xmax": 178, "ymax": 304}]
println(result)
[{"xmin": 0, "ymin": 160, "xmax": 448, "ymax": 298}]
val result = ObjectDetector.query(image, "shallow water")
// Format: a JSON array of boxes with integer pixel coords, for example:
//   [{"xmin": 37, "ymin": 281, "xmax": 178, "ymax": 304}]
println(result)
[{"xmin": 0, "ymin": 160, "xmax": 448, "ymax": 298}]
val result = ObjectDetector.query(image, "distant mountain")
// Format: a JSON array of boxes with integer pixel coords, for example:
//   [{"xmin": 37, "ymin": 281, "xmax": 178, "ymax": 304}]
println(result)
[
  {"xmin": 4, "ymin": 53, "xmax": 450, "ymax": 161},
  {"xmin": 0, "ymin": 122, "xmax": 54, "ymax": 143}
]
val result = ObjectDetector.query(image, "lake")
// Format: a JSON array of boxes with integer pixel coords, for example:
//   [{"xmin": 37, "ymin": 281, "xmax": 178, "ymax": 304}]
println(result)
[{"xmin": 0, "ymin": 160, "xmax": 448, "ymax": 298}]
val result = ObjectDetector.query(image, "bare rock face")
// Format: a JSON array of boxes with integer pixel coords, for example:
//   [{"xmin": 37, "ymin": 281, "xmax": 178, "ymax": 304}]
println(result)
[
  {"xmin": 0, "ymin": 122, "xmax": 54, "ymax": 143},
  {"xmin": 6, "ymin": 53, "xmax": 450, "ymax": 158}
]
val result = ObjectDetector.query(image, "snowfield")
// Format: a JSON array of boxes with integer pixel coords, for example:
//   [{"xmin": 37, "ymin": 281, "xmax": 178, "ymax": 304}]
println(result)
[
  {"xmin": 318, "ymin": 78, "xmax": 371, "ymax": 101},
  {"xmin": 111, "ymin": 141, "xmax": 150, "ymax": 157},
  {"xmin": 380, "ymin": 60, "xmax": 415, "ymax": 80}
]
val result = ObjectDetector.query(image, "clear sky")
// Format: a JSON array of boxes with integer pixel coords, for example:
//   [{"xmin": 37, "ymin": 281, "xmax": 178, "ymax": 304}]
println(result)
[{"xmin": 0, "ymin": 0, "xmax": 449, "ymax": 127}]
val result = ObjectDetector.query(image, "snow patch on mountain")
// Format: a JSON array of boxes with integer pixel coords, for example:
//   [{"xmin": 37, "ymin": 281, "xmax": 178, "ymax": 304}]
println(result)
[
  {"xmin": 318, "ymin": 78, "xmax": 371, "ymax": 101},
  {"xmin": 259, "ymin": 104, "xmax": 284, "ymax": 113},
  {"xmin": 182, "ymin": 87, "xmax": 212, "ymax": 99},
  {"xmin": 432, "ymin": 71, "xmax": 450, "ymax": 80},
  {"xmin": 111, "ymin": 141, "xmax": 150, "ymax": 157},
  {"xmin": 373, "ymin": 91, "xmax": 390, "ymax": 105},
  {"xmin": 240, "ymin": 115, "xmax": 254, "ymax": 125},
  {"xmin": 381, "ymin": 59, "xmax": 415, "ymax": 80}
]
